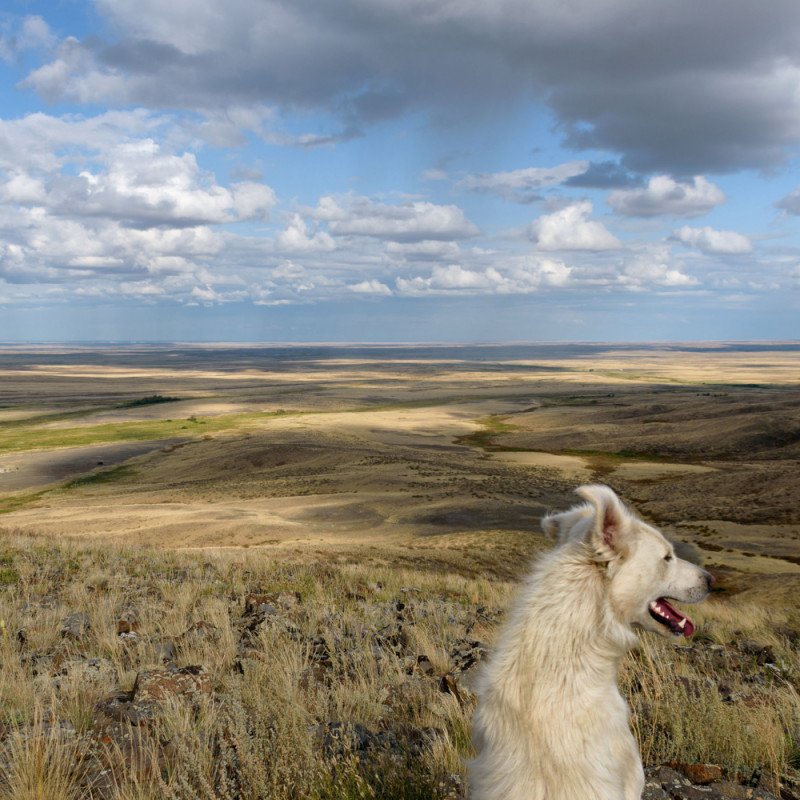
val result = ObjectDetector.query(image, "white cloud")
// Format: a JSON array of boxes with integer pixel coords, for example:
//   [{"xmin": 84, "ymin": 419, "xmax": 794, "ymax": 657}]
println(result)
[
  {"xmin": 275, "ymin": 214, "xmax": 335, "ymax": 253},
  {"xmin": 607, "ymin": 176, "xmax": 726, "ymax": 218},
  {"xmin": 230, "ymin": 182, "xmax": 277, "ymax": 221},
  {"xmin": 385, "ymin": 240, "xmax": 460, "ymax": 261},
  {"xmin": 311, "ymin": 196, "xmax": 479, "ymax": 242},
  {"xmin": 0, "ymin": 114, "xmax": 278, "ymax": 234},
  {"xmin": 672, "ymin": 225, "xmax": 753, "ymax": 255},
  {"xmin": 620, "ymin": 244, "xmax": 699, "ymax": 288},
  {"xmin": 395, "ymin": 256, "xmax": 574, "ymax": 296},
  {"xmin": 528, "ymin": 201, "xmax": 620, "ymax": 251},
  {"xmin": 348, "ymin": 279, "xmax": 392, "ymax": 295},
  {"xmin": 455, "ymin": 161, "xmax": 589, "ymax": 202}
]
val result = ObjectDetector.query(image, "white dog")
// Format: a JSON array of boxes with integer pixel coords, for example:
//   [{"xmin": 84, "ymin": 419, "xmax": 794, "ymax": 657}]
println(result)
[{"xmin": 469, "ymin": 484, "xmax": 713, "ymax": 800}]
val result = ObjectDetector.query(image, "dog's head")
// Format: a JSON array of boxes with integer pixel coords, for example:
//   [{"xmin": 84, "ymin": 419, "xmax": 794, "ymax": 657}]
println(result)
[{"xmin": 542, "ymin": 484, "xmax": 714, "ymax": 638}]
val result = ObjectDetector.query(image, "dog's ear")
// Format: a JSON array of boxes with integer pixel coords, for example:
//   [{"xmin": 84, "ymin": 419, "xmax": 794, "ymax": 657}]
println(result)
[
  {"xmin": 541, "ymin": 512, "xmax": 561, "ymax": 542},
  {"xmin": 575, "ymin": 484, "xmax": 631, "ymax": 556}
]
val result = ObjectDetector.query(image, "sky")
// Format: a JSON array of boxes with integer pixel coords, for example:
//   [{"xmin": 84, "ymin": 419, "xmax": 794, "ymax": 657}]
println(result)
[{"xmin": 0, "ymin": 0, "xmax": 799, "ymax": 343}]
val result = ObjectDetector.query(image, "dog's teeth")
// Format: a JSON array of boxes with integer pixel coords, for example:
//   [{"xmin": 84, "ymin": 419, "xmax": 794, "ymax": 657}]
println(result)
[{"xmin": 678, "ymin": 619, "xmax": 686, "ymax": 629}]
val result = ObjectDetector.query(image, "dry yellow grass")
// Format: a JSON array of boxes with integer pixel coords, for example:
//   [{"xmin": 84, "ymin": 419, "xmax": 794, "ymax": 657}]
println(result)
[{"xmin": 0, "ymin": 532, "xmax": 797, "ymax": 799}]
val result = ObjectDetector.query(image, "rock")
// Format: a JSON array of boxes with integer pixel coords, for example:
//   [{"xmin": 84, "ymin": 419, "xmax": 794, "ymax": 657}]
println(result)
[
  {"xmin": 404, "ymin": 653, "xmax": 435, "ymax": 676},
  {"xmin": 96, "ymin": 692, "xmax": 160, "ymax": 727},
  {"xmin": 154, "ymin": 640, "xmax": 178, "ymax": 666},
  {"xmin": 436, "ymin": 772, "xmax": 466, "ymax": 800},
  {"xmin": 643, "ymin": 780, "xmax": 670, "ymax": 800},
  {"xmin": 374, "ymin": 624, "xmax": 409, "ymax": 655},
  {"xmin": 756, "ymin": 770, "xmax": 781, "ymax": 796},
  {"xmin": 707, "ymin": 781, "xmax": 753, "ymax": 799},
  {"xmin": 54, "ymin": 657, "xmax": 117, "ymax": 687},
  {"xmin": 670, "ymin": 764, "xmax": 726, "ymax": 785},
  {"xmin": 654, "ymin": 766, "xmax": 692, "ymax": 793},
  {"xmin": 440, "ymin": 672, "xmax": 477, "ymax": 705},
  {"xmin": 178, "ymin": 620, "xmax": 221, "ymax": 645},
  {"xmin": 115, "ymin": 608, "xmax": 140, "ymax": 636},
  {"xmin": 60, "ymin": 612, "xmax": 91, "ymax": 643},
  {"xmin": 132, "ymin": 665, "xmax": 212, "ymax": 702},
  {"xmin": 668, "ymin": 785, "xmax": 726, "ymax": 799},
  {"xmin": 244, "ymin": 591, "xmax": 301, "ymax": 616},
  {"xmin": 780, "ymin": 768, "xmax": 800, "ymax": 800},
  {"xmin": 739, "ymin": 639, "xmax": 776, "ymax": 665},
  {"xmin": 449, "ymin": 639, "xmax": 488, "ymax": 673}
]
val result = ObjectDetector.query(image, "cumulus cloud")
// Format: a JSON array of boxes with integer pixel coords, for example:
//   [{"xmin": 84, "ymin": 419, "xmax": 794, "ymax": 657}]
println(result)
[
  {"xmin": 18, "ymin": 0, "xmax": 800, "ymax": 173},
  {"xmin": 394, "ymin": 256, "xmax": 575, "ymax": 297},
  {"xmin": 607, "ymin": 176, "xmax": 726, "ymax": 218},
  {"xmin": 275, "ymin": 214, "xmax": 335, "ymax": 253},
  {"xmin": 0, "ymin": 113, "xmax": 277, "ymax": 232},
  {"xmin": 620, "ymin": 244, "xmax": 699, "ymax": 289},
  {"xmin": 528, "ymin": 201, "xmax": 621, "ymax": 251},
  {"xmin": 455, "ymin": 161, "xmax": 589, "ymax": 203},
  {"xmin": 348, "ymin": 279, "xmax": 392, "ymax": 295},
  {"xmin": 310, "ymin": 196, "xmax": 478, "ymax": 242},
  {"xmin": 672, "ymin": 225, "xmax": 753, "ymax": 255}
]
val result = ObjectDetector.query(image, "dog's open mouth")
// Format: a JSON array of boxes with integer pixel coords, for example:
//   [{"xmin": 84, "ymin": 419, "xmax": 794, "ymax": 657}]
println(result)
[{"xmin": 648, "ymin": 598, "xmax": 694, "ymax": 637}]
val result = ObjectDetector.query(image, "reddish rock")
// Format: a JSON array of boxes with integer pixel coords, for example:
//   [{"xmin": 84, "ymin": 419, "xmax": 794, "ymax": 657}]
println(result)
[{"xmin": 670, "ymin": 763, "xmax": 726, "ymax": 785}]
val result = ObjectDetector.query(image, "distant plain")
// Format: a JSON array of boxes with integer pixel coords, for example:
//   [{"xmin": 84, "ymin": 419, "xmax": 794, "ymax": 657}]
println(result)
[{"xmin": 1, "ymin": 341, "xmax": 799, "ymax": 603}]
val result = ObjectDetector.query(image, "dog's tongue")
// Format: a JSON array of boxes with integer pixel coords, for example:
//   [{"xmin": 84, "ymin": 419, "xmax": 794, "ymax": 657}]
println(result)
[{"xmin": 649, "ymin": 598, "xmax": 695, "ymax": 637}]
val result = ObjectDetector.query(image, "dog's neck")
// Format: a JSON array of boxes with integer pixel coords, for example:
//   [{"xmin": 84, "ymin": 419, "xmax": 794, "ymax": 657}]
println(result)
[{"xmin": 503, "ymin": 544, "xmax": 638, "ymax": 681}]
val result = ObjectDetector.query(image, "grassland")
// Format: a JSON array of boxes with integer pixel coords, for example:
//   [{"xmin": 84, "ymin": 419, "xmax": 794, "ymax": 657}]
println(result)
[
  {"xmin": 0, "ymin": 343, "xmax": 799, "ymax": 798},
  {"xmin": 0, "ymin": 532, "xmax": 798, "ymax": 799}
]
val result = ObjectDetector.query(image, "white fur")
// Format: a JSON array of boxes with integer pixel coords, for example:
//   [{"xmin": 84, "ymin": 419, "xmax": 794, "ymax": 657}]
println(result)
[{"xmin": 470, "ymin": 485, "xmax": 713, "ymax": 800}]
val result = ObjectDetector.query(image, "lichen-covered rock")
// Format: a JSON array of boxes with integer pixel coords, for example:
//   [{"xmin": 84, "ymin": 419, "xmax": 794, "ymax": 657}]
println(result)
[{"xmin": 132, "ymin": 665, "xmax": 212, "ymax": 702}]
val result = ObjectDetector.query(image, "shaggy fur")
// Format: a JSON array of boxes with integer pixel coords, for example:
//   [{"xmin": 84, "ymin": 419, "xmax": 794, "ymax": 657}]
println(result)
[{"xmin": 469, "ymin": 485, "xmax": 713, "ymax": 800}]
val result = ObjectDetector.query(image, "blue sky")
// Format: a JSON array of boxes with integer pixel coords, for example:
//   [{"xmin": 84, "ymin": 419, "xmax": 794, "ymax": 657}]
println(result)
[{"xmin": 0, "ymin": 0, "xmax": 799, "ymax": 342}]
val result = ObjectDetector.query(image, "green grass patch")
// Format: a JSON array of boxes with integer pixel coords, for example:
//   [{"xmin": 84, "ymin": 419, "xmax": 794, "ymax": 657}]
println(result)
[
  {"xmin": 0, "ymin": 410, "xmax": 293, "ymax": 454},
  {"xmin": 0, "ymin": 491, "xmax": 49, "ymax": 515},
  {"xmin": 0, "ymin": 567, "xmax": 20, "ymax": 584},
  {"xmin": 65, "ymin": 464, "xmax": 138, "ymax": 489}
]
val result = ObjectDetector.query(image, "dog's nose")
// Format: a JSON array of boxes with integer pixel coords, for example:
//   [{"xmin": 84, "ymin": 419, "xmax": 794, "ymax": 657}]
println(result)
[{"xmin": 705, "ymin": 571, "xmax": 716, "ymax": 591}]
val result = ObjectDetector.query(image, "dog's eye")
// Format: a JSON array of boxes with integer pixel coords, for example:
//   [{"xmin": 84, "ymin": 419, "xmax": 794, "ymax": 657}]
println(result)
[{"xmin": 664, "ymin": 554, "xmax": 673, "ymax": 562}]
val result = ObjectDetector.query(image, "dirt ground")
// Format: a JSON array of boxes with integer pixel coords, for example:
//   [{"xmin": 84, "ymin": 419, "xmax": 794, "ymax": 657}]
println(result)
[{"xmin": 1, "ymin": 342, "xmax": 798, "ymax": 604}]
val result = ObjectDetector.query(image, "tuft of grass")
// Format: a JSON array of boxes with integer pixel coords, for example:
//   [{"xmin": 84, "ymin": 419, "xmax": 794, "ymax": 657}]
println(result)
[{"xmin": 0, "ymin": 708, "xmax": 86, "ymax": 800}]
